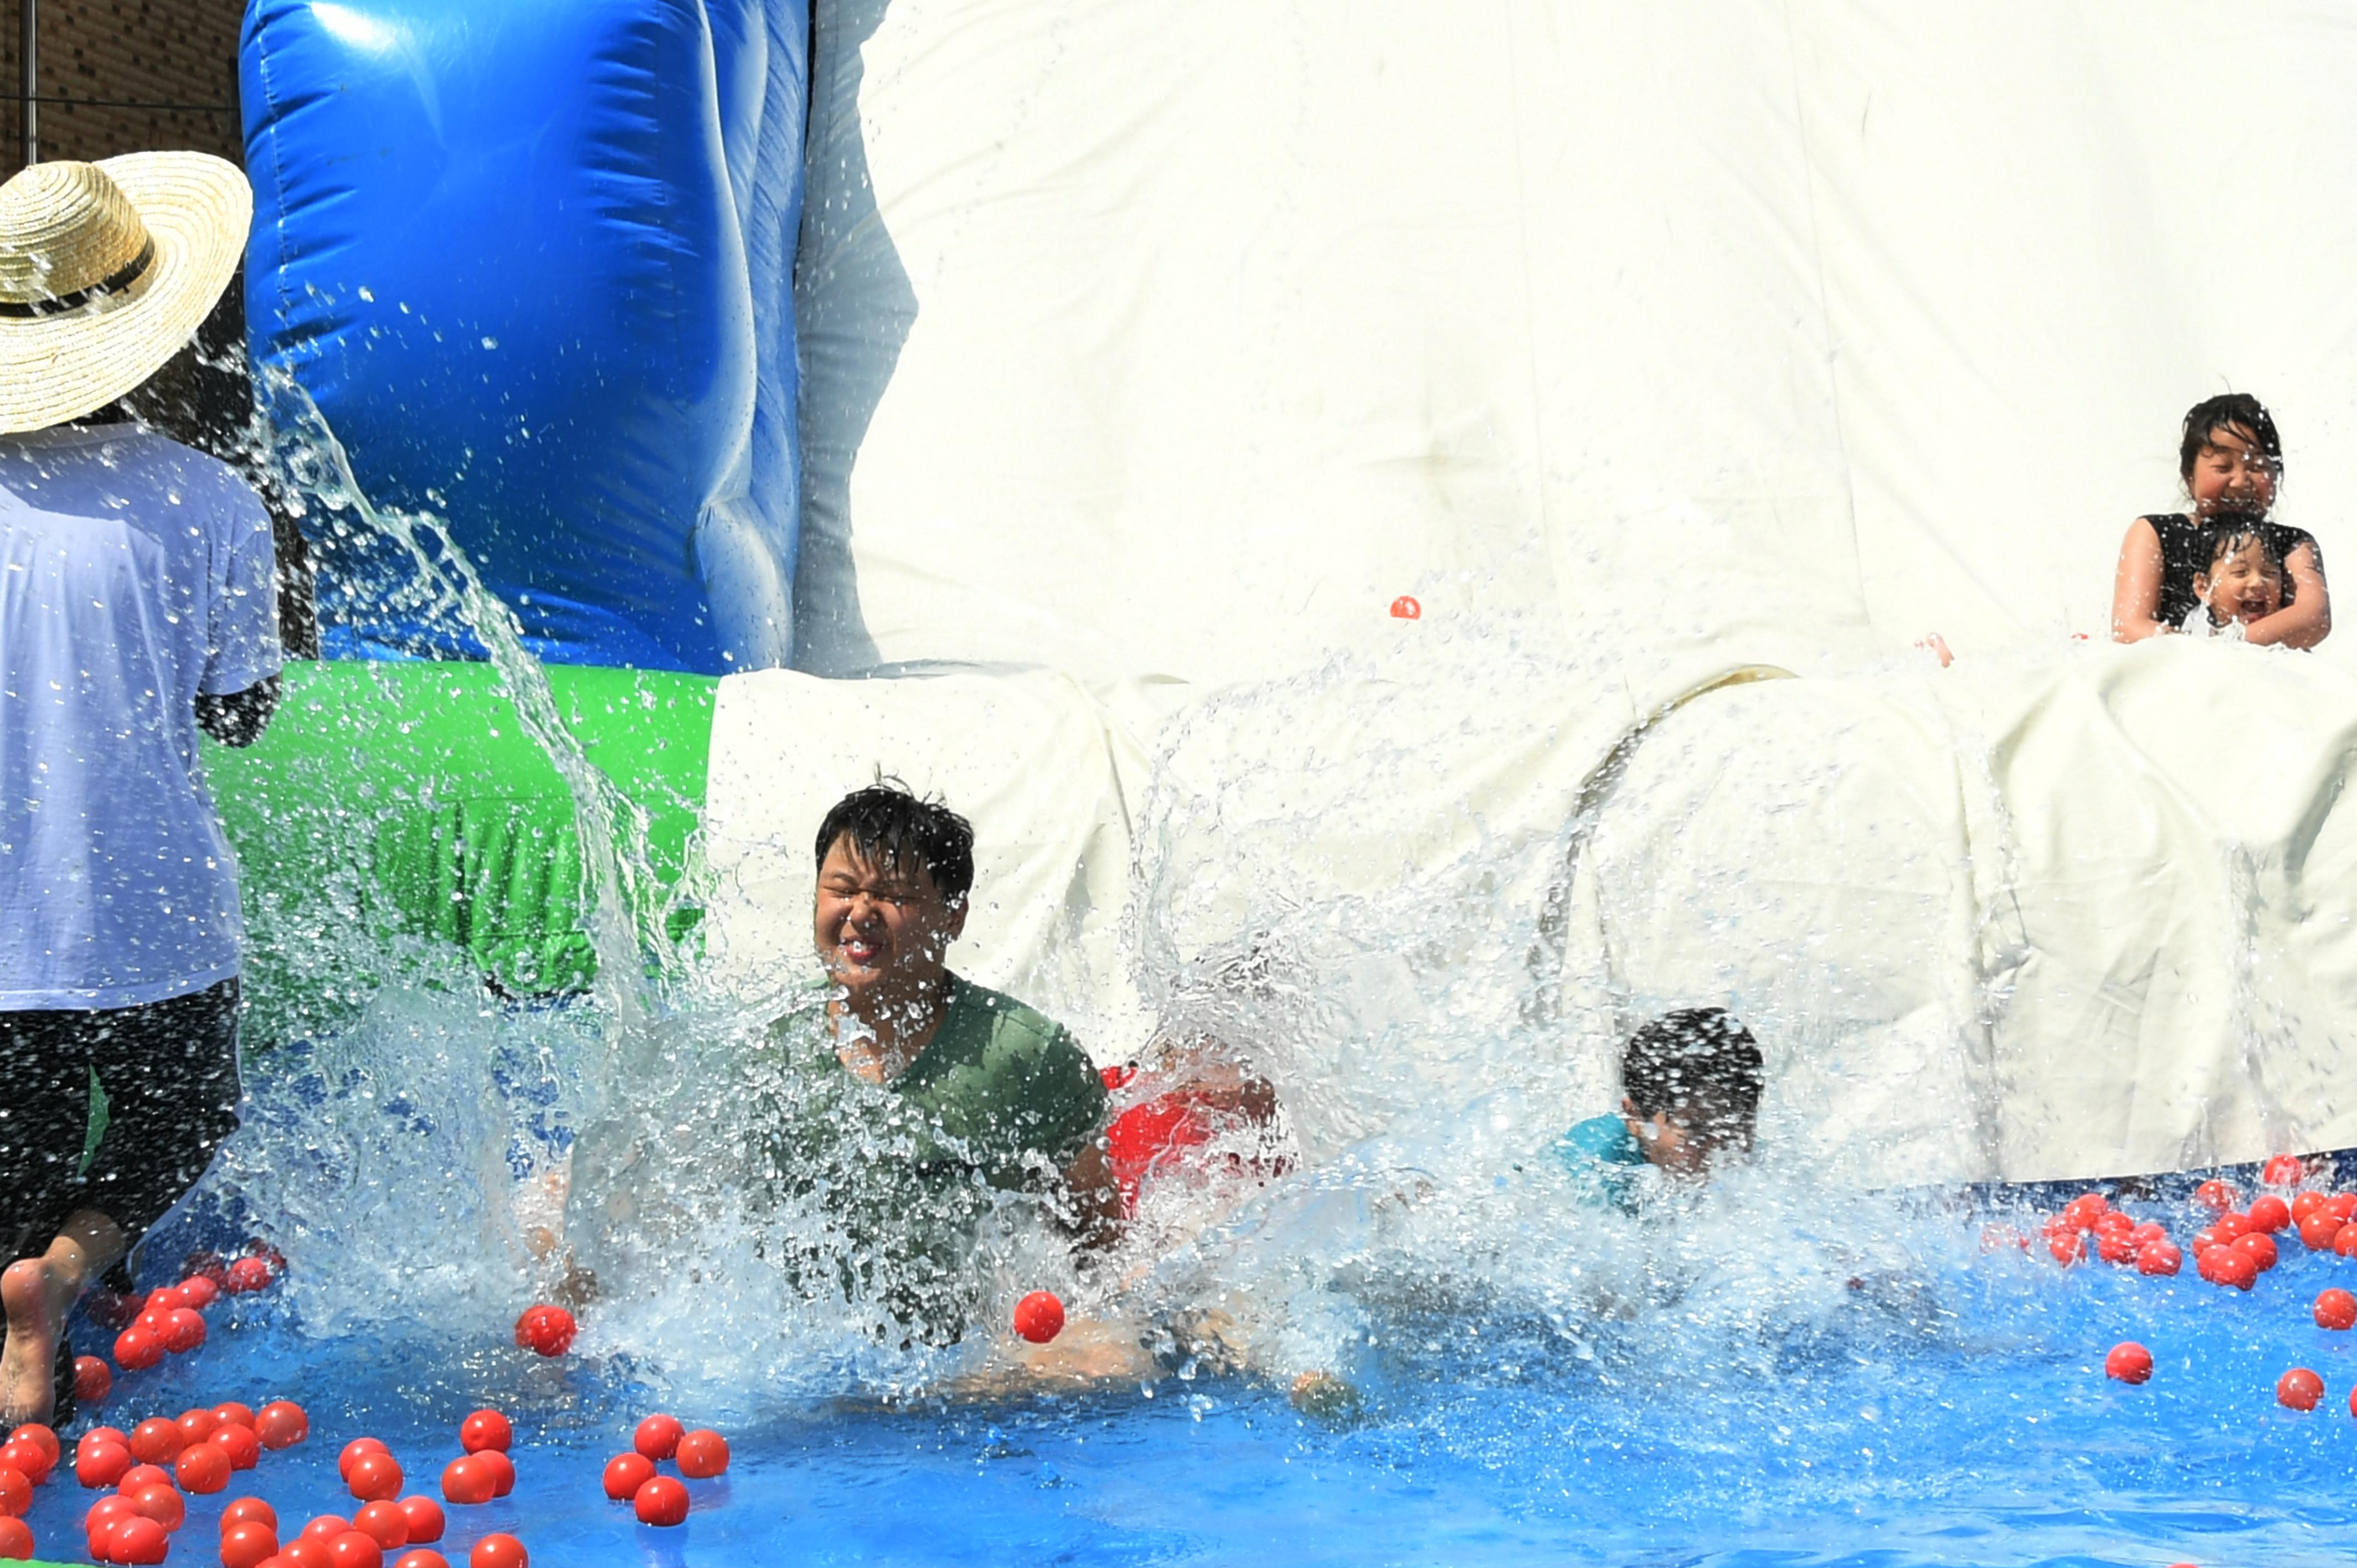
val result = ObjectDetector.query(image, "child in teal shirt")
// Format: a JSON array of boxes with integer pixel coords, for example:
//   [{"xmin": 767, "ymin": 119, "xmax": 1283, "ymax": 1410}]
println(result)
[{"xmin": 1556, "ymin": 1008, "xmax": 1764, "ymax": 1210}]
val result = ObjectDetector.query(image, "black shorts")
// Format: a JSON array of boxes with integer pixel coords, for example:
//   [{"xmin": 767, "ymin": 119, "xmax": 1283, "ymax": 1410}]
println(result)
[{"xmin": 1, "ymin": 978, "xmax": 243, "ymax": 1264}]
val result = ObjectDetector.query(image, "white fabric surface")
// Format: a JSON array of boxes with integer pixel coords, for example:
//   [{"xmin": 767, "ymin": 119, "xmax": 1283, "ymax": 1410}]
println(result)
[
  {"xmin": 793, "ymin": 0, "xmax": 2357, "ymax": 688},
  {"xmin": 0, "ymin": 425, "xmax": 282, "ymax": 1007}
]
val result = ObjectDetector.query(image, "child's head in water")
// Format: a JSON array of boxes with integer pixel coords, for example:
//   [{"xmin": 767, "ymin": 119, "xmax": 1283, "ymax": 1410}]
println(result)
[
  {"xmin": 2193, "ymin": 527, "xmax": 2286, "ymax": 630},
  {"xmin": 1619, "ymin": 1008, "xmax": 1763, "ymax": 1178},
  {"xmin": 2179, "ymin": 393, "xmax": 2282, "ymax": 523}
]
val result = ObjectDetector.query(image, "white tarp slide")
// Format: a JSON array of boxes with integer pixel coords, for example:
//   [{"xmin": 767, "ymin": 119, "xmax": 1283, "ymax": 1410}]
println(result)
[
  {"xmin": 793, "ymin": 1, "xmax": 2357, "ymax": 687},
  {"xmin": 749, "ymin": 0, "xmax": 2357, "ymax": 1182}
]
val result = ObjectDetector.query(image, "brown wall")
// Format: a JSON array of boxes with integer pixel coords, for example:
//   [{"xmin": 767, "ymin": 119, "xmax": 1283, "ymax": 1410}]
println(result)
[{"xmin": 0, "ymin": 0, "xmax": 244, "ymax": 169}]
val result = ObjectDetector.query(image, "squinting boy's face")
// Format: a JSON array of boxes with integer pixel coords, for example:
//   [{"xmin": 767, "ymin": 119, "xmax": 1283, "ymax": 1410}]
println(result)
[
  {"xmin": 2195, "ymin": 539, "xmax": 2284, "ymax": 625},
  {"xmin": 812, "ymin": 837, "xmax": 965, "ymax": 1005},
  {"xmin": 2189, "ymin": 424, "xmax": 2279, "ymax": 519},
  {"xmin": 1622, "ymin": 1097, "xmax": 1718, "ymax": 1178}
]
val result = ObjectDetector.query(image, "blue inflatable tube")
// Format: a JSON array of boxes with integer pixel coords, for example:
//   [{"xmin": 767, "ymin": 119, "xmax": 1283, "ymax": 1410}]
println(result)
[{"xmin": 241, "ymin": 0, "xmax": 806, "ymax": 673}]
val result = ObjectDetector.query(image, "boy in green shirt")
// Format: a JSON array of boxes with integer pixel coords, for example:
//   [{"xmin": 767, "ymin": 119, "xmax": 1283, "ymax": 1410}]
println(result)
[{"xmin": 769, "ymin": 781, "xmax": 1116, "ymax": 1339}]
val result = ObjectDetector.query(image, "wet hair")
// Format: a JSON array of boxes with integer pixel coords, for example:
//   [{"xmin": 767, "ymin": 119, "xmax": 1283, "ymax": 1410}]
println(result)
[
  {"xmin": 813, "ymin": 778, "xmax": 976, "ymax": 907},
  {"xmin": 2204, "ymin": 524, "xmax": 2284, "ymax": 573},
  {"xmin": 1621, "ymin": 1008, "xmax": 1764, "ymax": 1143},
  {"xmin": 2179, "ymin": 393, "xmax": 2282, "ymax": 486}
]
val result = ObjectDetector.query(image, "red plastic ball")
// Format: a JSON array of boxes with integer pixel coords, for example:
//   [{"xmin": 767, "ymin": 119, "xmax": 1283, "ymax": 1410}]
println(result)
[
  {"xmin": 347, "ymin": 1453, "xmax": 404, "ymax": 1504},
  {"xmin": 2094, "ymin": 1230, "xmax": 2137, "ymax": 1265},
  {"xmin": 468, "ymin": 1533, "xmax": 528, "ymax": 1568},
  {"xmin": 79, "ymin": 1426, "xmax": 129, "ymax": 1456},
  {"xmin": 512, "ymin": 1305, "xmax": 575, "ymax": 1358},
  {"xmin": 2235, "ymin": 1231, "xmax": 2279, "ymax": 1272},
  {"xmin": 76, "ymin": 1440, "xmax": 132, "ymax": 1489},
  {"xmin": 1389, "ymin": 596, "xmax": 1421, "ymax": 621},
  {"xmin": 145, "ymin": 1286, "xmax": 188, "ymax": 1314},
  {"xmin": 8, "ymin": 1426, "xmax": 56, "ymax": 1472},
  {"xmin": 2104, "ymin": 1342, "xmax": 2154, "ymax": 1384},
  {"xmin": 2209, "ymin": 1246, "xmax": 2259, "ymax": 1291},
  {"xmin": 0, "ymin": 1446, "xmax": 42, "ymax": 1490},
  {"xmin": 128, "ymin": 1419, "xmax": 183, "ymax": 1464},
  {"xmin": 601, "ymin": 1453, "xmax": 654, "ymax": 1501},
  {"xmin": 353, "ymin": 1502, "xmax": 408, "ymax": 1550},
  {"xmin": 2294, "ymin": 1190, "xmax": 2328, "ymax": 1223},
  {"xmin": 282, "ymin": 1538, "xmax": 337, "ymax": 1568},
  {"xmin": 111, "ymin": 1514, "xmax": 169, "ymax": 1565},
  {"xmin": 393, "ymin": 1554, "xmax": 451, "ymax": 1568},
  {"xmin": 212, "ymin": 1402, "xmax": 256, "ymax": 1431},
  {"xmin": 177, "ymin": 1274, "xmax": 222, "ymax": 1310},
  {"xmin": 633, "ymin": 1474, "xmax": 690, "ymax": 1528},
  {"xmin": 2213, "ymin": 1211, "xmax": 2255, "ymax": 1242},
  {"xmin": 2279, "ymin": 1366, "xmax": 2325, "ymax": 1411},
  {"xmin": 395, "ymin": 1497, "xmax": 443, "ymax": 1545},
  {"xmin": 2328, "ymin": 1194, "xmax": 2357, "ymax": 1224},
  {"xmin": 631, "ymin": 1416, "xmax": 682, "ymax": 1462},
  {"xmin": 2335, "ymin": 1223, "xmax": 2357, "ymax": 1259},
  {"xmin": 472, "ymin": 1450, "xmax": 514, "ymax": 1499},
  {"xmin": 116, "ymin": 1463, "xmax": 172, "ymax": 1494},
  {"xmin": 225, "ymin": 1257, "xmax": 274, "ymax": 1294},
  {"xmin": 112, "ymin": 1327, "xmax": 163, "ymax": 1371},
  {"xmin": 2263, "ymin": 1154, "xmax": 2304, "ymax": 1188},
  {"xmin": 2195, "ymin": 1179, "xmax": 2238, "ymax": 1211},
  {"xmin": 2046, "ymin": 1230, "xmax": 2083, "ymax": 1267},
  {"xmin": 2317, "ymin": 1288, "xmax": 2357, "ymax": 1330},
  {"xmin": 302, "ymin": 1515, "xmax": 354, "ymax": 1545},
  {"xmin": 222, "ymin": 1498, "xmax": 278, "ymax": 1533},
  {"xmin": 457, "ymin": 1411, "xmax": 511, "ymax": 1455},
  {"xmin": 174, "ymin": 1440, "xmax": 231, "ymax": 1495},
  {"xmin": 223, "ymin": 1520, "xmax": 281, "ymax": 1568},
  {"xmin": 439, "ymin": 1458, "xmax": 494, "ymax": 1507},
  {"xmin": 177, "ymin": 1408, "xmax": 220, "ymax": 1445},
  {"xmin": 2247, "ymin": 1195, "xmax": 2292, "ymax": 1234},
  {"xmin": 161, "ymin": 1307, "xmax": 208, "ymax": 1354},
  {"xmin": 674, "ymin": 1430, "xmax": 729, "ymax": 1480},
  {"xmin": 328, "ymin": 1529, "xmax": 385, "ymax": 1568},
  {"xmin": 2298, "ymin": 1209, "xmax": 2342, "ymax": 1251},
  {"xmin": 212, "ymin": 1422, "xmax": 261, "ymax": 1472},
  {"xmin": 2137, "ymin": 1242, "xmax": 2183, "ymax": 1276},
  {"xmin": 86, "ymin": 1493, "xmax": 136, "ymax": 1536},
  {"xmin": 0, "ymin": 1516, "xmax": 29, "ymax": 1561},
  {"xmin": 254, "ymin": 1401, "xmax": 309, "ymax": 1451},
  {"xmin": 1013, "ymin": 1291, "xmax": 1066, "ymax": 1343},
  {"xmin": 2060, "ymin": 1193, "xmax": 2109, "ymax": 1230},
  {"xmin": 0, "ymin": 1470, "xmax": 25, "ymax": 1519},
  {"xmin": 128, "ymin": 1481, "xmax": 186, "ymax": 1531},
  {"xmin": 73, "ymin": 1356, "xmax": 114, "ymax": 1406},
  {"xmin": 338, "ymin": 1440, "xmax": 389, "ymax": 1482}
]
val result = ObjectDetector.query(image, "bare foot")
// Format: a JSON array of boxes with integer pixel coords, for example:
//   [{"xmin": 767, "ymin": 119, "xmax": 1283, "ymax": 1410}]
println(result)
[{"xmin": 0, "ymin": 1257, "xmax": 70, "ymax": 1427}]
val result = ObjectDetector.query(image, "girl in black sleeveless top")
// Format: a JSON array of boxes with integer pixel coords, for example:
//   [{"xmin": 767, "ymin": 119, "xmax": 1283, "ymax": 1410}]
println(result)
[{"xmin": 2112, "ymin": 394, "xmax": 2331, "ymax": 647}]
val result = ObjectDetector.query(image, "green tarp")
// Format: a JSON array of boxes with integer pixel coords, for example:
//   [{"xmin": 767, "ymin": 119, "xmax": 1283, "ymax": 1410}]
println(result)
[{"xmin": 205, "ymin": 661, "xmax": 716, "ymax": 1025}]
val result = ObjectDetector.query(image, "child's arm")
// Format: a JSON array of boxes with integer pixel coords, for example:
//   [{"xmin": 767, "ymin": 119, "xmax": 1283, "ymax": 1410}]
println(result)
[
  {"xmin": 2110, "ymin": 518, "xmax": 2172, "ymax": 641},
  {"xmin": 2242, "ymin": 541, "xmax": 2332, "ymax": 649}
]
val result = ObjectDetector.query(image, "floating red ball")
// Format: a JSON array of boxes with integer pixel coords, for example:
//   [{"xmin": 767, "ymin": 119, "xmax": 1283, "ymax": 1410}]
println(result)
[
  {"xmin": 2247, "ymin": 1195, "xmax": 2292, "ymax": 1234},
  {"xmin": 161, "ymin": 1308, "xmax": 208, "ymax": 1354},
  {"xmin": 2060, "ymin": 1193, "xmax": 2108, "ymax": 1231},
  {"xmin": 254, "ymin": 1401, "xmax": 308, "ymax": 1450},
  {"xmin": 177, "ymin": 1274, "xmax": 221, "ymax": 1310},
  {"xmin": 2213, "ymin": 1212, "xmax": 2255, "ymax": 1242},
  {"xmin": 2263, "ymin": 1154, "xmax": 2304, "ymax": 1188},
  {"xmin": 338, "ymin": 1440, "xmax": 388, "ymax": 1482},
  {"xmin": 2046, "ymin": 1230, "xmax": 2084, "ymax": 1267},
  {"xmin": 458, "ymin": 1411, "xmax": 511, "ymax": 1456},
  {"xmin": 1389, "ymin": 596, "xmax": 1421, "ymax": 621},
  {"xmin": 353, "ymin": 1502, "xmax": 408, "ymax": 1550},
  {"xmin": 1013, "ymin": 1291, "xmax": 1066, "ymax": 1343},
  {"xmin": 0, "ymin": 1445, "xmax": 45, "ymax": 1490},
  {"xmin": 76, "ymin": 1440, "xmax": 132, "ymax": 1489},
  {"xmin": 393, "ymin": 1554, "xmax": 451, "ymax": 1568},
  {"xmin": 2235, "ymin": 1232, "xmax": 2279, "ymax": 1273},
  {"xmin": 512, "ymin": 1305, "xmax": 575, "ymax": 1358},
  {"xmin": 222, "ymin": 1520, "xmax": 280, "ymax": 1568},
  {"xmin": 2317, "ymin": 1288, "xmax": 2357, "ymax": 1330},
  {"xmin": 472, "ymin": 1450, "xmax": 514, "ymax": 1499},
  {"xmin": 2137, "ymin": 1242, "xmax": 2183, "ymax": 1277},
  {"xmin": 225, "ymin": 1257, "xmax": 274, "ymax": 1295},
  {"xmin": 128, "ymin": 1481, "xmax": 185, "ymax": 1531},
  {"xmin": 174, "ymin": 1441, "xmax": 231, "ymax": 1495},
  {"xmin": 468, "ymin": 1533, "xmax": 527, "ymax": 1568},
  {"xmin": 212, "ymin": 1422, "xmax": 261, "ymax": 1472},
  {"xmin": 327, "ymin": 1528, "xmax": 385, "ymax": 1568},
  {"xmin": 0, "ymin": 1470, "xmax": 25, "ymax": 1520},
  {"xmin": 439, "ymin": 1458, "xmax": 493, "ymax": 1507},
  {"xmin": 601, "ymin": 1454, "xmax": 653, "ymax": 1501},
  {"xmin": 73, "ymin": 1356, "xmax": 113, "ymax": 1406},
  {"xmin": 2279, "ymin": 1366, "xmax": 2325, "ymax": 1411},
  {"xmin": 2094, "ymin": 1230, "xmax": 2137, "ymax": 1265},
  {"xmin": 8, "ymin": 1427, "xmax": 56, "ymax": 1473},
  {"xmin": 2195, "ymin": 1179, "xmax": 2238, "ymax": 1212},
  {"xmin": 127, "ymin": 1420, "xmax": 183, "ymax": 1466},
  {"xmin": 111, "ymin": 1514, "xmax": 169, "ymax": 1565},
  {"xmin": 282, "ymin": 1538, "xmax": 337, "ymax": 1568},
  {"xmin": 2209, "ymin": 1246, "xmax": 2259, "ymax": 1291},
  {"xmin": 112, "ymin": 1327, "xmax": 162, "ymax": 1373},
  {"xmin": 632, "ymin": 1474, "xmax": 689, "ymax": 1528},
  {"xmin": 177, "ymin": 1409, "xmax": 220, "ymax": 1445},
  {"xmin": 116, "ymin": 1463, "xmax": 172, "ymax": 1495},
  {"xmin": 211, "ymin": 1403, "xmax": 256, "ymax": 1431},
  {"xmin": 631, "ymin": 1416, "xmax": 682, "ymax": 1463},
  {"xmin": 0, "ymin": 1514, "xmax": 30, "ymax": 1561},
  {"xmin": 347, "ymin": 1453, "xmax": 404, "ymax": 1504},
  {"xmin": 2104, "ymin": 1342, "xmax": 2154, "ymax": 1384},
  {"xmin": 674, "ymin": 1430, "xmax": 729, "ymax": 1480},
  {"xmin": 395, "ymin": 1497, "xmax": 442, "ymax": 1545},
  {"xmin": 222, "ymin": 1498, "xmax": 278, "ymax": 1534},
  {"xmin": 301, "ymin": 1515, "xmax": 353, "ymax": 1545},
  {"xmin": 2298, "ymin": 1210, "xmax": 2343, "ymax": 1251}
]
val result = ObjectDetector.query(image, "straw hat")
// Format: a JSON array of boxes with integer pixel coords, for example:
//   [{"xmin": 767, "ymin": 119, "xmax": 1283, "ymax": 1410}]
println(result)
[{"xmin": 0, "ymin": 152, "xmax": 250, "ymax": 434}]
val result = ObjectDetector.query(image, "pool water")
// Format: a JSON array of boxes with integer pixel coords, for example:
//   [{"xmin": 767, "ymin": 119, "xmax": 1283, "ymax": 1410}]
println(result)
[{"xmin": 22, "ymin": 1185, "xmax": 2357, "ymax": 1568}]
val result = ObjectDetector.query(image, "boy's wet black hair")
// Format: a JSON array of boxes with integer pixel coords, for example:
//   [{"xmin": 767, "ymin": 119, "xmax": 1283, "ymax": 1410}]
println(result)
[
  {"xmin": 1621, "ymin": 1008, "xmax": 1764, "ymax": 1141},
  {"xmin": 814, "ymin": 778, "xmax": 976, "ymax": 907},
  {"xmin": 2204, "ymin": 524, "xmax": 2284, "ymax": 572},
  {"xmin": 2179, "ymin": 393, "xmax": 2282, "ymax": 485}
]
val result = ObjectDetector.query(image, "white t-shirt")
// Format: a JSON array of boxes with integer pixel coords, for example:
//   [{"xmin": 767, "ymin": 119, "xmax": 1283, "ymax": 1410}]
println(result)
[{"xmin": 0, "ymin": 422, "xmax": 283, "ymax": 1009}]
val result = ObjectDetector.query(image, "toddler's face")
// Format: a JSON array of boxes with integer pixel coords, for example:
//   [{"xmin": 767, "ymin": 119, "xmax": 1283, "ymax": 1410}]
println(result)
[{"xmin": 2197, "ymin": 539, "xmax": 2284, "ymax": 625}]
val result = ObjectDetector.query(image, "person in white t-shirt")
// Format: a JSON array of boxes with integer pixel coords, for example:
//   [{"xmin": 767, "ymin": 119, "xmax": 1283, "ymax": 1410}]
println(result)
[{"xmin": 0, "ymin": 153, "xmax": 279, "ymax": 1426}]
